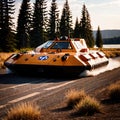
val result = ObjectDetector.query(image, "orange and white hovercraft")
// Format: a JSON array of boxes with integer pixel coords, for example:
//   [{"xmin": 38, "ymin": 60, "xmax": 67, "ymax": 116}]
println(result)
[{"xmin": 4, "ymin": 37, "xmax": 108, "ymax": 76}]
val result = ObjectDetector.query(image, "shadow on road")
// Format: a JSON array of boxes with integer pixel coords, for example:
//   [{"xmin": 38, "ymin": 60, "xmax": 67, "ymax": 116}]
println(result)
[{"xmin": 0, "ymin": 72, "xmax": 80, "ymax": 84}]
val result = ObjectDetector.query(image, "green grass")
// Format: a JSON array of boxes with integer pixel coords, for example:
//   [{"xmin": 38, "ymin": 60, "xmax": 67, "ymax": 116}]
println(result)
[{"xmin": 3, "ymin": 102, "xmax": 41, "ymax": 120}]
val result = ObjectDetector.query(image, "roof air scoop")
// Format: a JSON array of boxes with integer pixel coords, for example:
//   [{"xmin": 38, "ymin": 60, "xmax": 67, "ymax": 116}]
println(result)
[{"xmin": 60, "ymin": 36, "xmax": 68, "ymax": 40}]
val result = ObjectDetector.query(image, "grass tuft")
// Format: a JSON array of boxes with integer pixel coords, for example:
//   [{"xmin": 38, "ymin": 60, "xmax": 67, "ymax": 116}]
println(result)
[
  {"xmin": 75, "ymin": 96, "xmax": 102, "ymax": 116},
  {"xmin": 108, "ymin": 83, "xmax": 120, "ymax": 101},
  {"xmin": 90, "ymin": 48, "xmax": 120, "ymax": 58},
  {"xmin": 3, "ymin": 102, "xmax": 41, "ymax": 120},
  {"xmin": 65, "ymin": 89, "xmax": 86, "ymax": 108},
  {"xmin": 0, "ymin": 53, "xmax": 13, "ymax": 69}
]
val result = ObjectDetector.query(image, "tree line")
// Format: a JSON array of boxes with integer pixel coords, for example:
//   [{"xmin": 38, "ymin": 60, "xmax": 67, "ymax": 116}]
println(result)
[
  {"xmin": 0, "ymin": 0, "xmax": 103, "ymax": 52},
  {"xmin": 103, "ymin": 37, "xmax": 120, "ymax": 44}
]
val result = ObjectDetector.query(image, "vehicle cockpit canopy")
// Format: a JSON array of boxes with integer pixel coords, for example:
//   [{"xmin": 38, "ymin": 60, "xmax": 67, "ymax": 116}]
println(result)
[{"xmin": 35, "ymin": 37, "xmax": 88, "ymax": 53}]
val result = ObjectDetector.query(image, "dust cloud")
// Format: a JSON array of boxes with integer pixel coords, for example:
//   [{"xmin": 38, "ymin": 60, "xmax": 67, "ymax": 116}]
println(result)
[{"xmin": 80, "ymin": 57, "xmax": 120, "ymax": 77}]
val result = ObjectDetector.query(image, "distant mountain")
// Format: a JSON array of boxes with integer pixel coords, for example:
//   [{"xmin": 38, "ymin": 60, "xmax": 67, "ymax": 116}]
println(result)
[{"xmin": 93, "ymin": 30, "xmax": 120, "ymax": 39}]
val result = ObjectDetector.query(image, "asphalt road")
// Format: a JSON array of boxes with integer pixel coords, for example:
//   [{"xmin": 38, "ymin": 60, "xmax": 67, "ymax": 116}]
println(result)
[{"xmin": 0, "ymin": 66, "xmax": 120, "ymax": 119}]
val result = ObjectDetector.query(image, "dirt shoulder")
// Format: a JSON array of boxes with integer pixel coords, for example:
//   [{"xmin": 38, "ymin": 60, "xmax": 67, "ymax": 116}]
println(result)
[
  {"xmin": 40, "ymin": 79, "xmax": 120, "ymax": 120},
  {"xmin": 0, "ymin": 68, "xmax": 120, "ymax": 120}
]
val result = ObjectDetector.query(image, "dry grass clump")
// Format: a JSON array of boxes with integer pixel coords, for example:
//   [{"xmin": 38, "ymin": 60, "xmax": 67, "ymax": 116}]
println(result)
[
  {"xmin": 75, "ymin": 96, "xmax": 102, "ymax": 116},
  {"xmin": 108, "ymin": 83, "xmax": 120, "ymax": 101},
  {"xmin": 65, "ymin": 89, "xmax": 102, "ymax": 116},
  {"xmin": 102, "ymin": 51, "xmax": 116, "ymax": 58},
  {"xmin": 102, "ymin": 50, "xmax": 120, "ymax": 58},
  {"xmin": 3, "ymin": 102, "xmax": 41, "ymax": 120},
  {"xmin": 0, "ymin": 53, "xmax": 13, "ymax": 69},
  {"xmin": 90, "ymin": 48, "xmax": 120, "ymax": 58},
  {"xmin": 101, "ymin": 48, "xmax": 120, "ymax": 58},
  {"xmin": 65, "ymin": 89, "xmax": 86, "ymax": 108}
]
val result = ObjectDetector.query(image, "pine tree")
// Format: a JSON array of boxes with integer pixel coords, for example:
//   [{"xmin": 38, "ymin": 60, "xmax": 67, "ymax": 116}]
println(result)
[
  {"xmin": 73, "ymin": 17, "xmax": 80, "ymax": 38},
  {"xmin": 31, "ymin": 0, "xmax": 47, "ymax": 47},
  {"xmin": 0, "ymin": 1, "xmax": 3, "ymax": 51},
  {"xmin": 60, "ymin": 0, "xmax": 73, "ymax": 37},
  {"xmin": 48, "ymin": 0, "xmax": 59, "ymax": 40},
  {"xmin": 80, "ymin": 4, "xmax": 94, "ymax": 48},
  {"xmin": 0, "ymin": 0, "xmax": 16, "ymax": 52},
  {"xmin": 16, "ymin": 0, "xmax": 32, "ymax": 49},
  {"xmin": 96, "ymin": 26, "xmax": 103, "ymax": 48},
  {"xmin": 0, "ymin": 1, "xmax": 3, "ymax": 29}
]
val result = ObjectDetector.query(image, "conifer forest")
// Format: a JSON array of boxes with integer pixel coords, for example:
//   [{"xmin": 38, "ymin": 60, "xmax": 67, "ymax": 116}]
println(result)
[{"xmin": 0, "ymin": 0, "xmax": 97, "ymax": 52}]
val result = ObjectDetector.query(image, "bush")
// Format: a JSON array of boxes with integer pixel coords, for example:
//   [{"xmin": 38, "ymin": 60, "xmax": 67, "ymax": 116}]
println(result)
[
  {"xmin": 3, "ymin": 102, "xmax": 41, "ymax": 120},
  {"xmin": 75, "ymin": 96, "xmax": 102, "ymax": 116},
  {"xmin": 65, "ymin": 89, "xmax": 86, "ymax": 108},
  {"xmin": 108, "ymin": 83, "xmax": 120, "ymax": 101}
]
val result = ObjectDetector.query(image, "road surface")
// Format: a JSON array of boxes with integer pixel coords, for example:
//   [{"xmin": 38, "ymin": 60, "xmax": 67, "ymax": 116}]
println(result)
[{"xmin": 0, "ymin": 66, "xmax": 120, "ymax": 119}]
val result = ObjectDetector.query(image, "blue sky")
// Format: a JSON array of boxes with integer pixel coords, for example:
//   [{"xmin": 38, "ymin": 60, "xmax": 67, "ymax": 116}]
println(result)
[{"xmin": 15, "ymin": 0, "xmax": 120, "ymax": 30}]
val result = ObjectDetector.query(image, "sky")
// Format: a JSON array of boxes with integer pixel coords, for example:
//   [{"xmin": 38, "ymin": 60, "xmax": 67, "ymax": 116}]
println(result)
[{"xmin": 15, "ymin": 0, "xmax": 120, "ymax": 30}]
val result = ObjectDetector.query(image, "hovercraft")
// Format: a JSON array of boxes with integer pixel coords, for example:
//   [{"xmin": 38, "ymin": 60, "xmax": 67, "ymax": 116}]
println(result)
[{"xmin": 4, "ymin": 37, "xmax": 109, "ymax": 76}]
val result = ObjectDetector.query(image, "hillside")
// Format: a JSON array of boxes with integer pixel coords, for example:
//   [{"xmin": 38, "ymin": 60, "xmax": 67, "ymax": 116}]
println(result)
[
  {"xmin": 93, "ymin": 30, "xmax": 120, "ymax": 39},
  {"xmin": 93, "ymin": 30, "xmax": 120, "ymax": 44}
]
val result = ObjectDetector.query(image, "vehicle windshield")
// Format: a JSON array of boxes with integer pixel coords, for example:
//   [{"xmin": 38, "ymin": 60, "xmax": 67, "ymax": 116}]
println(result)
[
  {"xmin": 43, "ymin": 41, "xmax": 53, "ymax": 48},
  {"xmin": 35, "ymin": 41, "xmax": 53, "ymax": 52},
  {"xmin": 51, "ymin": 42, "xmax": 72, "ymax": 49}
]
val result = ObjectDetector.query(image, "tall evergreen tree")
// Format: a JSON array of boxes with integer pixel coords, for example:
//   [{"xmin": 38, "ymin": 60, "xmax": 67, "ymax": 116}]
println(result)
[
  {"xmin": 73, "ymin": 17, "xmax": 80, "ymax": 38},
  {"xmin": 96, "ymin": 26, "xmax": 103, "ymax": 48},
  {"xmin": 60, "ymin": 0, "xmax": 73, "ymax": 37},
  {"xmin": 0, "ymin": 0, "xmax": 16, "ymax": 52},
  {"xmin": 16, "ymin": 0, "xmax": 32, "ymax": 49},
  {"xmin": 0, "ymin": 1, "xmax": 3, "ymax": 29},
  {"xmin": 48, "ymin": 0, "xmax": 59, "ymax": 40},
  {"xmin": 31, "ymin": 0, "xmax": 47, "ymax": 47},
  {"xmin": 0, "ymin": 1, "xmax": 3, "ymax": 51},
  {"xmin": 79, "ymin": 4, "xmax": 94, "ymax": 48}
]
